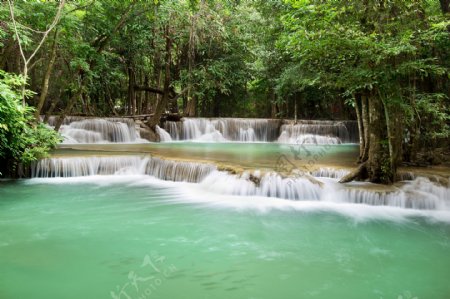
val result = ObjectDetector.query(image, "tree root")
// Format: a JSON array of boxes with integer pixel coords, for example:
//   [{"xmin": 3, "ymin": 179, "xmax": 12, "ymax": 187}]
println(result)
[{"xmin": 339, "ymin": 162, "xmax": 368, "ymax": 183}]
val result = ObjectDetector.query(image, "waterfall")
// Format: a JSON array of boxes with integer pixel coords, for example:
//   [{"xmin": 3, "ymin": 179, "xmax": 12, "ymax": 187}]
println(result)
[
  {"xmin": 200, "ymin": 171, "xmax": 323, "ymax": 200},
  {"xmin": 156, "ymin": 125, "xmax": 172, "ymax": 142},
  {"xmin": 332, "ymin": 178, "xmax": 450, "ymax": 210},
  {"xmin": 31, "ymin": 156, "xmax": 150, "ymax": 177},
  {"xmin": 46, "ymin": 116, "xmax": 147, "ymax": 144},
  {"xmin": 46, "ymin": 116, "xmax": 359, "ymax": 144},
  {"xmin": 145, "ymin": 157, "xmax": 216, "ymax": 183},
  {"xmin": 308, "ymin": 168, "xmax": 351, "ymax": 179},
  {"xmin": 163, "ymin": 118, "xmax": 281, "ymax": 142},
  {"xmin": 31, "ymin": 156, "xmax": 449, "ymax": 210},
  {"xmin": 31, "ymin": 156, "xmax": 216, "ymax": 183},
  {"xmin": 278, "ymin": 120, "xmax": 358, "ymax": 144},
  {"xmin": 200, "ymin": 171, "xmax": 449, "ymax": 210},
  {"xmin": 163, "ymin": 118, "xmax": 358, "ymax": 143}
]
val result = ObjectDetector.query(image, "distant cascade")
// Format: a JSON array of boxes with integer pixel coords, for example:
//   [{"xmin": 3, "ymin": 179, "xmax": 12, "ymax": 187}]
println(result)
[
  {"xmin": 163, "ymin": 118, "xmax": 358, "ymax": 143},
  {"xmin": 163, "ymin": 118, "xmax": 281, "ymax": 142},
  {"xmin": 278, "ymin": 120, "xmax": 358, "ymax": 144},
  {"xmin": 31, "ymin": 156, "xmax": 216, "ymax": 183},
  {"xmin": 46, "ymin": 116, "xmax": 146, "ymax": 144}
]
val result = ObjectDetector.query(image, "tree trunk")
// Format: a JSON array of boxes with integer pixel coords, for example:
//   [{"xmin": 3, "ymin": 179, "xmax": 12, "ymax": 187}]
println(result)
[
  {"xmin": 440, "ymin": 0, "xmax": 450, "ymax": 13},
  {"xmin": 354, "ymin": 94, "xmax": 365, "ymax": 162},
  {"xmin": 127, "ymin": 66, "xmax": 136, "ymax": 115},
  {"xmin": 144, "ymin": 75, "xmax": 151, "ymax": 114},
  {"xmin": 270, "ymin": 90, "xmax": 278, "ymax": 118},
  {"xmin": 367, "ymin": 92, "xmax": 392, "ymax": 184},
  {"xmin": 380, "ymin": 96, "xmax": 395, "ymax": 172},
  {"xmin": 43, "ymin": 99, "xmax": 59, "ymax": 123},
  {"xmin": 360, "ymin": 94, "xmax": 370, "ymax": 162},
  {"xmin": 147, "ymin": 25, "xmax": 172, "ymax": 129},
  {"xmin": 185, "ymin": 96, "xmax": 196, "ymax": 116},
  {"xmin": 54, "ymin": 87, "xmax": 83, "ymax": 131}
]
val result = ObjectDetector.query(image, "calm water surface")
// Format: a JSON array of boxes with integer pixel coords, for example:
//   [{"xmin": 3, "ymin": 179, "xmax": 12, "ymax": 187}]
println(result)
[
  {"xmin": 1, "ymin": 176, "xmax": 449, "ymax": 299},
  {"xmin": 56, "ymin": 142, "xmax": 359, "ymax": 171}
]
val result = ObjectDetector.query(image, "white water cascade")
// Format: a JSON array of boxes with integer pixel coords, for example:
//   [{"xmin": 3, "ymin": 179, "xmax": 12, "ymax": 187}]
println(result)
[
  {"xmin": 156, "ymin": 125, "xmax": 172, "ymax": 142},
  {"xmin": 31, "ymin": 156, "xmax": 450, "ymax": 210},
  {"xmin": 162, "ymin": 118, "xmax": 358, "ymax": 144},
  {"xmin": 200, "ymin": 171, "xmax": 323, "ymax": 200},
  {"xmin": 278, "ymin": 120, "xmax": 358, "ymax": 144},
  {"xmin": 32, "ymin": 156, "xmax": 216, "ymax": 183},
  {"xmin": 47, "ymin": 116, "xmax": 147, "ymax": 144},
  {"xmin": 163, "ymin": 118, "xmax": 282, "ymax": 142}
]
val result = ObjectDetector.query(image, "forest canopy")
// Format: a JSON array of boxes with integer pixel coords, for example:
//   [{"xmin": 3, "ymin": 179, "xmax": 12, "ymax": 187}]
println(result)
[{"xmin": 0, "ymin": 0, "xmax": 449, "ymax": 182}]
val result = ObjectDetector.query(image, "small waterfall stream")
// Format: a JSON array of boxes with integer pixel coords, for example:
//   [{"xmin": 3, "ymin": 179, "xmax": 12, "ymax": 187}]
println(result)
[
  {"xmin": 47, "ymin": 116, "xmax": 147, "ymax": 144},
  {"xmin": 31, "ymin": 156, "xmax": 449, "ymax": 210}
]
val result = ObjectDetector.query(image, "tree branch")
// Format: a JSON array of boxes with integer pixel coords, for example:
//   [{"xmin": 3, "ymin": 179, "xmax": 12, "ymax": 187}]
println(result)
[
  {"xmin": 7, "ymin": 0, "xmax": 65, "ymax": 105},
  {"xmin": 93, "ymin": 1, "xmax": 136, "ymax": 53}
]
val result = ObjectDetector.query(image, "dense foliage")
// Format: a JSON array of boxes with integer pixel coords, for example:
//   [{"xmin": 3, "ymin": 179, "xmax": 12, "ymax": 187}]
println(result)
[
  {"xmin": 0, "ymin": 70, "xmax": 61, "ymax": 176},
  {"xmin": 0, "ymin": 0, "xmax": 449, "ymax": 182}
]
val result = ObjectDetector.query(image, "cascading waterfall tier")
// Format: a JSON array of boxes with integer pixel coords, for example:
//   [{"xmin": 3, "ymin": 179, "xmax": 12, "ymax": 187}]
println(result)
[
  {"xmin": 32, "ymin": 156, "xmax": 216, "ymax": 183},
  {"xmin": 31, "ymin": 156, "xmax": 449, "ymax": 210},
  {"xmin": 46, "ymin": 116, "xmax": 146, "ymax": 144},
  {"xmin": 145, "ymin": 157, "xmax": 216, "ymax": 183},
  {"xmin": 162, "ymin": 117, "xmax": 358, "ymax": 144},
  {"xmin": 155, "ymin": 125, "xmax": 172, "ymax": 142},
  {"xmin": 307, "ymin": 168, "xmax": 351, "ymax": 179},
  {"xmin": 200, "ymin": 170, "xmax": 450, "ymax": 210},
  {"xmin": 278, "ymin": 120, "xmax": 359, "ymax": 144},
  {"xmin": 200, "ymin": 171, "xmax": 323, "ymax": 200},
  {"xmin": 163, "ymin": 118, "xmax": 282, "ymax": 142},
  {"xmin": 332, "ymin": 178, "xmax": 450, "ymax": 210}
]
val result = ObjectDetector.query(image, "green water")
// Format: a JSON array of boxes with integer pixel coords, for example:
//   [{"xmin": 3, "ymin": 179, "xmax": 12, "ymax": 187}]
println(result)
[
  {"xmin": 1, "ymin": 177, "xmax": 450, "ymax": 299},
  {"xmin": 56, "ymin": 143, "xmax": 359, "ymax": 171}
]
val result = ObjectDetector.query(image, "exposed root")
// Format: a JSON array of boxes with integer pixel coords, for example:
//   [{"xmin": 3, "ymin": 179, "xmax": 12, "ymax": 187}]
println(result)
[{"xmin": 339, "ymin": 162, "xmax": 368, "ymax": 183}]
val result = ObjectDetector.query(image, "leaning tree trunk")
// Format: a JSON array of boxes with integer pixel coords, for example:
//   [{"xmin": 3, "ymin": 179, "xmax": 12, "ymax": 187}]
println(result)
[
  {"xmin": 54, "ymin": 86, "xmax": 83, "ymax": 131},
  {"xmin": 34, "ymin": 30, "xmax": 59, "ymax": 121}
]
